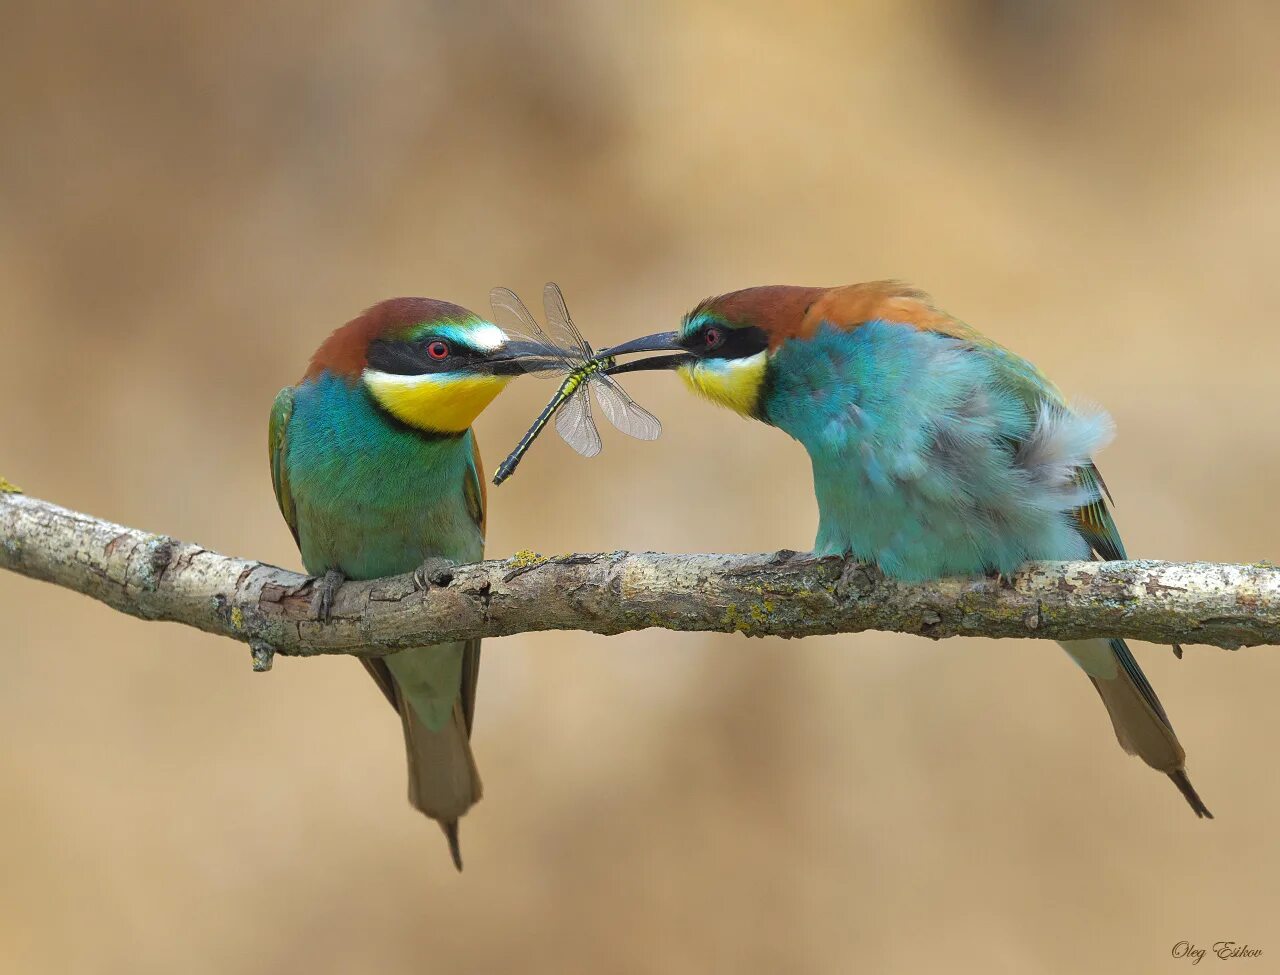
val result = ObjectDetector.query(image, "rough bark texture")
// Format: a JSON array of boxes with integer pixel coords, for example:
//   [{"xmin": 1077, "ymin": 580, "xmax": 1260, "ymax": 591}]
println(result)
[{"xmin": 2, "ymin": 489, "xmax": 1278, "ymax": 666}]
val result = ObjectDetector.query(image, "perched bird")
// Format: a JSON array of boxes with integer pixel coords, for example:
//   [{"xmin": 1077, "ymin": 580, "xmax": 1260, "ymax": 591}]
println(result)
[
  {"xmin": 604, "ymin": 281, "xmax": 1210, "ymax": 817},
  {"xmin": 269, "ymin": 297, "xmax": 553, "ymax": 868}
]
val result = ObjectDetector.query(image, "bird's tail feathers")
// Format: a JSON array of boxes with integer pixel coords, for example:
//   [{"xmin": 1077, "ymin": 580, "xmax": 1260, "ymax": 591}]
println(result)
[
  {"xmin": 1061, "ymin": 638, "xmax": 1211, "ymax": 818},
  {"xmin": 398, "ymin": 696, "xmax": 483, "ymax": 869}
]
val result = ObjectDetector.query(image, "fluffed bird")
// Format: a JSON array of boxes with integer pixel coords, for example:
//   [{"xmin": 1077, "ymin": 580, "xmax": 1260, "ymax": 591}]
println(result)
[
  {"xmin": 269, "ymin": 297, "xmax": 554, "ymax": 868},
  {"xmin": 604, "ymin": 281, "xmax": 1210, "ymax": 817}
]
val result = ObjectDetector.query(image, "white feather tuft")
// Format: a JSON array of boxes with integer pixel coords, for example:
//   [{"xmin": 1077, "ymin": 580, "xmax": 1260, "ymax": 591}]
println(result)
[{"xmin": 1015, "ymin": 402, "xmax": 1115, "ymax": 502}]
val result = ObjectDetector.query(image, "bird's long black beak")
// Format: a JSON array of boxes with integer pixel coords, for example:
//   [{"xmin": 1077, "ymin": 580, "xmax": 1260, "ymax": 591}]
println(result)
[
  {"xmin": 488, "ymin": 339, "xmax": 567, "ymax": 375},
  {"xmin": 597, "ymin": 331, "xmax": 681, "ymax": 357},
  {"xmin": 596, "ymin": 331, "xmax": 694, "ymax": 375}
]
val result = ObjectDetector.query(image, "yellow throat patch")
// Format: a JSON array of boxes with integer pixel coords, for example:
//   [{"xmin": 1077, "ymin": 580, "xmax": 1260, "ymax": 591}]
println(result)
[
  {"xmin": 363, "ymin": 370, "xmax": 510, "ymax": 433},
  {"xmin": 678, "ymin": 352, "xmax": 767, "ymax": 417}
]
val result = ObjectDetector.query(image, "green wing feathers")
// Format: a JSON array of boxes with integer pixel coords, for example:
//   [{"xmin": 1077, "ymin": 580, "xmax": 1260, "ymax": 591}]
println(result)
[
  {"xmin": 1074, "ymin": 462, "xmax": 1127, "ymax": 562},
  {"xmin": 460, "ymin": 436, "xmax": 485, "ymax": 734},
  {"xmin": 269, "ymin": 387, "xmax": 299, "ymax": 546}
]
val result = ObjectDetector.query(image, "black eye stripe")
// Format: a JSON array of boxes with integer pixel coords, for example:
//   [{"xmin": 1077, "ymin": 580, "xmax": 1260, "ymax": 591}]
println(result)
[
  {"xmin": 366, "ymin": 337, "xmax": 483, "ymax": 375},
  {"xmin": 366, "ymin": 338, "xmax": 425, "ymax": 375},
  {"xmin": 684, "ymin": 324, "xmax": 768, "ymax": 361}
]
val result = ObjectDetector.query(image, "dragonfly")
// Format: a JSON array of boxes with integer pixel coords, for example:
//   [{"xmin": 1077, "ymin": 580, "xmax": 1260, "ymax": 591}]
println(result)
[{"xmin": 489, "ymin": 282, "xmax": 662, "ymax": 485}]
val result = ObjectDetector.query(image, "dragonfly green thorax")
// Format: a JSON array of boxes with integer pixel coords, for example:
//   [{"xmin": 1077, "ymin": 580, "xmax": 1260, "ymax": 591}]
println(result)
[{"xmin": 489, "ymin": 283, "xmax": 661, "ymax": 485}]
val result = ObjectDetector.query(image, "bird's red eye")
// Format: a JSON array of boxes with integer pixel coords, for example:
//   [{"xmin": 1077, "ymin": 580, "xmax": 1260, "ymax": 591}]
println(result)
[
  {"xmin": 426, "ymin": 341, "xmax": 450, "ymax": 360},
  {"xmin": 704, "ymin": 327, "xmax": 724, "ymax": 350}
]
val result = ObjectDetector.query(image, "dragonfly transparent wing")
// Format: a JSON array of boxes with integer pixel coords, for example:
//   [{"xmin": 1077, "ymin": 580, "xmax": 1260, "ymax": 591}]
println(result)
[
  {"xmin": 489, "ymin": 286, "xmax": 574, "ymax": 379},
  {"xmin": 591, "ymin": 373, "xmax": 662, "ymax": 441},
  {"xmin": 542, "ymin": 282, "xmax": 594, "ymax": 359},
  {"xmin": 489, "ymin": 286, "xmax": 543, "ymax": 338},
  {"xmin": 554, "ymin": 384, "xmax": 603, "ymax": 458}
]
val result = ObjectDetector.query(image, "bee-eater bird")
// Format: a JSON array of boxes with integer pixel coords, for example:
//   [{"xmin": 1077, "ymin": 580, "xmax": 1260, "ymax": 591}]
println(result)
[
  {"xmin": 604, "ymin": 281, "xmax": 1210, "ymax": 817},
  {"xmin": 269, "ymin": 297, "xmax": 553, "ymax": 869}
]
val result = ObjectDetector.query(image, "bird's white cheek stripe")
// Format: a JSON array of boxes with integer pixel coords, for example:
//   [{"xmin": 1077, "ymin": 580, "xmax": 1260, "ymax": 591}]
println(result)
[
  {"xmin": 678, "ymin": 352, "xmax": 767, "ymax": 416},
  {"xmin": 363, "ymin": 369, "xmax": 510, "ymax": 432}
]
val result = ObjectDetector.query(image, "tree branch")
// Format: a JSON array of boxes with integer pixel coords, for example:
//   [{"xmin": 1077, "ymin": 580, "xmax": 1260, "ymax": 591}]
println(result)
[{"xmin": 2, "ymin": 488, "xmax": 1277, "ymax": 667}]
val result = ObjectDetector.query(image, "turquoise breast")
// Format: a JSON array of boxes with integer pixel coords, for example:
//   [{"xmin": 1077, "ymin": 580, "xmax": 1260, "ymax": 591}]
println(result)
[{"xmin": 284, "ymin": 371, "xmax": 482, "ymax": 580}]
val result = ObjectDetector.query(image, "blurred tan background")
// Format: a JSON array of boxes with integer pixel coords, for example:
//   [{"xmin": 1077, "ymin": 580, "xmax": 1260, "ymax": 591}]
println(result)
[{"xmin": 2, "ymin": 2, "xmax": 1278, "ymax": 972}]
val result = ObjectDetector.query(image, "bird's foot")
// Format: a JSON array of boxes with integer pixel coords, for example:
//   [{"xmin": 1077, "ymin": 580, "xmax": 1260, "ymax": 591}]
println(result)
[
  {"xmin": 308, "ymin": 569, "xmax": 346, "ymax": 622},
  {"xmin": 835, "ymin": 556, "xmax": 881, "ymax": 601},
  {"xmin": 985, "ymin": 567, "xmax": 1015, "ymax": 590},
  {"xmin": 414, "ymin": 556, "xmax": 458, "ymax": 591}
]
